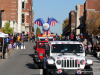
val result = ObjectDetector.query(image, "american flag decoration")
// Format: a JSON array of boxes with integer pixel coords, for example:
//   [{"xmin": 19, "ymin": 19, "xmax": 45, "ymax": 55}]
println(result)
[
  {"xmin": 64, "ymin": 57, "xmax": 67, "ymax": 59},
  {"xmin": 45, "ymin": 36, "xmax": 48, "ymax": 41},
  {"xmin": 77, "ymin": 70, "xmax": 82, "ymax": 74},
  {"xmin": 49, "ymin": 43, "xmax": 52, "ymax": 47},
  {"xmin": 56, "ymin": 42, "xmax": 59, "ymax": 44},
  {"xmin": 50, "ymin": 21, "xmax": 57, "ymax": 26},
  {"xmin": 67, "ymin": 42, "xmax": 71, "ymax": 44},
  {"xmin": 62, "ymin": 42, "xmax": 66, "ymax": 44},
  {"xmin": 82, "ymin": 60, "xmax": 86, "ymax": 65},
  {"xmin": 70, "ymin": 57, "xmax": 74, "ymax": 60},
  {"xmin": 57, "ymin": 57, "xmax": 61, "ymax": 59},
  {"xmin": 76, "ymin": 59, "xmax": 80, "ymax": 64},
  {"xmin": 57, "ymin": 68, "xmax": 62, "ymax": 74},
  {"xmin": 35, "ymin": 21, "xmax": 42, "ymax": 26}
]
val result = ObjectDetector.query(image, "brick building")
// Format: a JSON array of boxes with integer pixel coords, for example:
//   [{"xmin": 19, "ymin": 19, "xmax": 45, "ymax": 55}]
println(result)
[
  {"xmin": 76, "ymin": 4, "xmax": 84, "ymax": 35},
  {"xmin": 62, "ymin": 11, "xmax": 76, "ymax": 36},
  {"xmin": 0, "ymin": 0, "xmax": 34, "ymax": 37}
]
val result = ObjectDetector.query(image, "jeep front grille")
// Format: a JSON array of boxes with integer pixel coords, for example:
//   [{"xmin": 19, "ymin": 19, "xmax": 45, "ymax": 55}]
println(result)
[{"xmin": 61, "ymin": 60, "xmax": 80, "ymax": 68}]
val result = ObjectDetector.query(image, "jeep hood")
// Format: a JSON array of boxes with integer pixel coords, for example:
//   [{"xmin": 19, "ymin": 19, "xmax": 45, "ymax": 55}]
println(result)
[{"xmin": 51, "ymin": 54, "xmax": 85, "ymax": 60}]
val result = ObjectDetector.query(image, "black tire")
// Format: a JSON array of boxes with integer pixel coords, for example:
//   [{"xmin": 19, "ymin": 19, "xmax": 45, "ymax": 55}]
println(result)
[
  {"xmin": 43, "ymin": 69, "xmax": 49, "ymax": 75},
  {"xmin": 84, "ymin": 66, "xmax": 93, "ymax": 75}
]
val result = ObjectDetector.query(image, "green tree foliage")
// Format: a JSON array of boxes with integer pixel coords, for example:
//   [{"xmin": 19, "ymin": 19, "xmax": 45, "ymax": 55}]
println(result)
[
  {"xmin": 2, "ymin": 22, "xmax": 13, "ymax": 34},
  {"xmin": 86, "ymin": 12, "xmax": 100, "ymax": 35},
  {"xmin": 36, "ymin": 27, "xmax": 41, "ymax": 38},
  {"xmin": 62, "ymin": 18, "xmax": 69, "ymax": 29}
]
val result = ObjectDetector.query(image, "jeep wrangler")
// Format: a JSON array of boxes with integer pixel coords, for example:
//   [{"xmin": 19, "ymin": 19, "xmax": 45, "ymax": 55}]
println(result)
[
  {"xmin": 33, "ymin": 41, "xmax": 49, "ymax": 68},
  {"xmin": 43, "ymin": 41, "xmax": 93, "ymax": 75}
]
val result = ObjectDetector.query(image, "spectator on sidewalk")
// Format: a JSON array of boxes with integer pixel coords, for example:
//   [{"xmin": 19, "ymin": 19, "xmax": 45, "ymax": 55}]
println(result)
[
  {"xmin": 88, "ymin": 42, "xmax": 92, "ymax": 54},
  {"xmin": 13, "ymin": 35, "xmax": 17, "ymax": 48},
  {"xmin": 93, "ymin": 43, "xmax": 98, "ymax": 57},
  {"xmin": 70, "ymin": 33, "xmax": 74, "ymax": 41},
  {"xmin": 17, "ymin": 34, "xmax": 22, "ymax": 48}
]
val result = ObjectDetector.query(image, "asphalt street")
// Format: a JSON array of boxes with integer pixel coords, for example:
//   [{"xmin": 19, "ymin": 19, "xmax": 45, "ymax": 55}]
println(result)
[
  {"xmin": 86, "ymin": 54, "xmax": 100, "ymax": 75},
  {"xmin": 0, "ymin": 42, "xmax": 42, "ymax": 75}
]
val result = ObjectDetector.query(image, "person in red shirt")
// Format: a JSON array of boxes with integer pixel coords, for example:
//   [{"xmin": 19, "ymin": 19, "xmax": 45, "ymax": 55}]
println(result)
[{"xmin": 70, "ymin": 33, "xmax": 74, "ymax": 41}]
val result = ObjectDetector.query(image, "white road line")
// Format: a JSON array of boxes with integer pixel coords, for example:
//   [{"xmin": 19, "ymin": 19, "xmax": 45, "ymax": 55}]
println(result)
[
  {"xmin": 40, "ymin": 69, "xmax": 43, "ymax": 75},
  {"xmin": 92, "ymin": 67, "xmax": 100, "ymax": 69}
]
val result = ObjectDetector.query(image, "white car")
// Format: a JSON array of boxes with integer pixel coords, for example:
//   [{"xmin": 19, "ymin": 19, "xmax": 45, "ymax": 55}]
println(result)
[{"xmin": 43, "ymin": 41, "xmax": 93, "ymax": 75}]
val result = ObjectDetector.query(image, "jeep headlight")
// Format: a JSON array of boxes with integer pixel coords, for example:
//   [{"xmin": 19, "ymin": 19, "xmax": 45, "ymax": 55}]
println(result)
[
  {"xmin": 56, "ymin": 60, "xmax": 61, "ymax": 65},
  {"xmin": 47, "ymin": 59, "xmax": 55, "ymax": 64},
  {"xmin": 40, "ymin": 53, "xmax": 43, "ymax": 56},
  {"xmin": 86, "ymin": 59, "xmax": 93, "ymax": 65}
]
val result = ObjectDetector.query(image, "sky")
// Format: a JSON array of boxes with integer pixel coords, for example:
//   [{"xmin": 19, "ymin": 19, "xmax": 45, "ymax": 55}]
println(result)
[{"xmin": 33, "ymin": 0, "xmax": 86, "ymax": 35}]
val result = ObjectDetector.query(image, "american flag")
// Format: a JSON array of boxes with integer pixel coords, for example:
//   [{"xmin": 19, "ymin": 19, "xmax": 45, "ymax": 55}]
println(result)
[
  {"xmin": 76, "ymin": 59, "xmax": 80, "ymax": 64},
  {"xmin": 49, "ymin": 43, "xmax": 52, "ymax": 47},
  {"xmin": 45, "ymin": 36, "xmax": 48, "ymax": 41},
  {"xmin": 64, "ymin": 57, "xmax": 67, "ymax": 59},
  {"xmin": 67, "ymin": 42, "xmax": 71, "ymax": 44},
  {"xmin": 82, "ymin": 60, "xmax": 86, "ymax": 65},
  {"xmin": 62, "ymin": 42, "xmax": 66, "ymax": 44},
  {"xmin": 55, "ymin": 42, "xmax": 59, "ymax": 44},
  {"xmin": 77, "ymin": 70, "xmax": 82, "ymax": 74},
  {"xmin": 50, "ymin": 21, "xmax": 57, "ymax": 26},
  {"xmin": 35, "ymin": 21, "xmax": 42, "ymax": 26},
  {"xmin": 57, "ymin": 69, "xmax": 62, "ymax": 74},
  {"xmin": 70, "ymin": 57, "xmax": 74, "ymax": 59},
  {"xmin": 57, "ymin": 57, "xmax": 61, "ymax": 59}
]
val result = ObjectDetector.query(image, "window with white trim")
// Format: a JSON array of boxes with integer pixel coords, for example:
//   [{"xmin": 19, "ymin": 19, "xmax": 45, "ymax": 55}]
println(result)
[
  {"xmin": 22, "ymin": 14, "xmax": 24, "ymax": 23},
  {"xmin": 22, "ymin": 0, "xmax": 25, "ymax": 9}
]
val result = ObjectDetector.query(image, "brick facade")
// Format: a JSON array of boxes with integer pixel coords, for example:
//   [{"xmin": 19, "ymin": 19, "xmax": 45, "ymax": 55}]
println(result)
[
  {"xmin": 0, "ymin": 0, "xmax": 18, "ymax": 22},
  {"xmin": 0, "ymin": 0, "xmax": 33, "ymax": 36},
  {"xmin": 70, "ymin": 11, "xmax": 76, "ymax": 34}
]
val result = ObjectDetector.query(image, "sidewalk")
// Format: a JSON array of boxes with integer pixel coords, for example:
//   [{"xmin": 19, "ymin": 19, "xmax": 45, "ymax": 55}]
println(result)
[{"xmin": 0, "ymin": 48, "xmax": 15, "ymax": 60}]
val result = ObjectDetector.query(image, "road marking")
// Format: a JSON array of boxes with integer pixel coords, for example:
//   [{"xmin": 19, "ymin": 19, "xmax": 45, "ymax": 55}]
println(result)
[
  {"xmin": 92, "ymin": 67, "xmax": 100, "ymax": 69},
  {"xmin": 40, "ymin": 69, "xmax": 43, "ymax": 75}
]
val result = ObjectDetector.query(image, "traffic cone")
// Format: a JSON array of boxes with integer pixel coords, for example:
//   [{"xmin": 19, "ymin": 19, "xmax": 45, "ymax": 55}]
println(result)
[
  {"xmin": 23, "ymin": 45, "xmax": 25, "ymax": 49},
  {"xmin": 21, "ymin": 45, "xmax": 23, "ymax": 49},
  {"xmin": 17, "ymin": 45, "xmax": 19, "ymax": 49}
]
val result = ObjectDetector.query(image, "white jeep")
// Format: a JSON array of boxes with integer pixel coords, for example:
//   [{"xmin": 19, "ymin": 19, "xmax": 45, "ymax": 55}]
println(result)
[{"xmin": 43, "ymin": 41, "xmax": 93, "ymax": 75}]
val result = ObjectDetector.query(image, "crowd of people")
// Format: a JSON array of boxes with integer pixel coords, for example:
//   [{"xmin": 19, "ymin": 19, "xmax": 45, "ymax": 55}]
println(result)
[
  {"xmin": 0, "ymin": 33, "xmax": 35, "ymax": 59},
  {"xmin": 56, "ymin": 33, "xmax": 100, "ymax": 57}
]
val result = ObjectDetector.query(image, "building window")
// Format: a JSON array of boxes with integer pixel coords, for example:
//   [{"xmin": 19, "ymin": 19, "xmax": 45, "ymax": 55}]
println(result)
[
  {"xmin": 22, "ymin": 0, "xmax": 25, "ymax": 9},
  {"xmin": 22, "ymin": 14, "xmax": 24, "ymax": 23}
]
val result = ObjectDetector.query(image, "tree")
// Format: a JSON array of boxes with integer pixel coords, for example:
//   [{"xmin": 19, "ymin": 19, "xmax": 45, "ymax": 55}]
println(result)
[
  {"xmin": 2, "ymin": 22, "xmax": 13, "ymax": 34},
  {"xmin": 62, "ymin": 18, "xmax": 69, "ymax": 29},
  {"xmin": 86, "ymin": 12, "xmax": 100, "ymax": 35},
  {"xmin": 36, "ymin": 27, "xmax": 41, "ymax": 38}
]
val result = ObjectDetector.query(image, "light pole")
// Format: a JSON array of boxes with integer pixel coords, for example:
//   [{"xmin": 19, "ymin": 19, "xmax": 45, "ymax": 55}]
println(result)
[{"xmin": 13, "ymin": 20, "xmax": 16, "ymax": 37}]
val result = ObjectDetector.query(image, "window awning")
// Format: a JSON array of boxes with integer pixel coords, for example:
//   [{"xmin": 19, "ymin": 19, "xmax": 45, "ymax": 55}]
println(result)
[{"xmin": 76, "ymin": 24, "xmax": 85, "ymax": 29}]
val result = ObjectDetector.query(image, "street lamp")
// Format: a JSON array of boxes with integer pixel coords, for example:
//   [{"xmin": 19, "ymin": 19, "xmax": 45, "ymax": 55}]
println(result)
[
  {"xmin": 0, "ymin": 10, "xmax": 4, "ymax": 28},
  {"xmin": 13, "ymin": 20, "xmax": 16, "ymax": 37}
]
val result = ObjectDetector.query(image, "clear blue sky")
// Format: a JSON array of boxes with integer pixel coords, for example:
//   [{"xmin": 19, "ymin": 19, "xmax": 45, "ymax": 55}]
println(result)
[{"xmin": 33, "ymin": 0, "xmax": 86, "ymax": 35}]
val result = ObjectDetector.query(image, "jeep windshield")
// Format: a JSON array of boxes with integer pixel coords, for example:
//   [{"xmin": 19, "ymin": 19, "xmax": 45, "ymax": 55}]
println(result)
[
  {"xmin": 38, "ymin": 42, "xmax": 49, "ymax": 49},
  {"xmin": 51, "ymin": 44, "xmax": 83, "ymax": 53}
]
